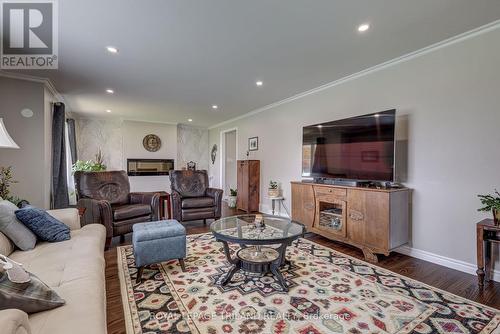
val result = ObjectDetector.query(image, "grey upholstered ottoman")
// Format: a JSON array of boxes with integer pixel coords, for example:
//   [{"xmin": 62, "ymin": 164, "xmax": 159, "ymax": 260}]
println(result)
[{"xmin": 132, "ymin": 220, "xmax": 187, "ymax": 283}]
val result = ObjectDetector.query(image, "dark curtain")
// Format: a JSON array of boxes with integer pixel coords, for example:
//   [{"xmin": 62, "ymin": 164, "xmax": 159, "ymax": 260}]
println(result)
[
  {"xmin": 66, "ymin": 118, "xmax": 77, "ymax": 164},
  {"xmin": 52, "ymin": 103, "xmax": 69, "ymax": 209}
]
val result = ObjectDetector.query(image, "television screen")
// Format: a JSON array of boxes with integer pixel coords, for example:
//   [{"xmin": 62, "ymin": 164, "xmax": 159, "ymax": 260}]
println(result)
[{"xmin": 302, "ymin": 110, "xmax": 395, "ymax": 181}]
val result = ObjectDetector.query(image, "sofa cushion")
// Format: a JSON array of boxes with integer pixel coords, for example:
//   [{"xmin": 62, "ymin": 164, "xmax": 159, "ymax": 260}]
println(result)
[
  {"xmin": 113, "ymin": 204, "xmax": 151, "ymax": 221},
  {"xmin": 15, "ymin": 207, "xmax": 70, "ymax": 243},
  {"xmin": 0, "ymin": 231, "xmax": 14, "ymax": 256},
  {"xmin": 9, "ymin": 224, "xmax": 106, "ymax": 334},
  {"xmin": 0, "ymin": 200, "xmax": 36, "ymax": 251},
  {"xmin": 0, "ymin": 268, "xmax": 65, "ymax": 313},
  {"xmin": 181, "ymin": 197, "xmax": 214, "ymax": 209}
]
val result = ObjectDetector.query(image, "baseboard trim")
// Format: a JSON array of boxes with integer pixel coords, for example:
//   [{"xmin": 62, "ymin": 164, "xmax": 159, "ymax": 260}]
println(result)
[
  {"xmin": 257, "ymin": 201, "xmax": 500, "ymax": 283},
  {"xmin": 395, "ymin": 245, "xmax": 500, "ymax": 282}
]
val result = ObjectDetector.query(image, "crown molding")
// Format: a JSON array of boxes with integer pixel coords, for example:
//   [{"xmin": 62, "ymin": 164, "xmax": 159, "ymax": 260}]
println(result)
[
  {"xmin": 209, "ymin": 19, "xmax": 500, "ymax": 130},
  {"xmin": 0, "ymin": 70, "xmax": 65, "ymax": 104}
]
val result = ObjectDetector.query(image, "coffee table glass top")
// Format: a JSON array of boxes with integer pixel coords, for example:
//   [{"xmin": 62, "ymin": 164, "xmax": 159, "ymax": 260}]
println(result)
[{"xmin": 210, "ymin": 214, "xmax": 304, "ymax": 242}]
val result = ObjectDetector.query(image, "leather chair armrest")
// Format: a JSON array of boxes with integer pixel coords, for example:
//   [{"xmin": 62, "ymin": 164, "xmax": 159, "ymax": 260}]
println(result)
[
  {"xmin": 206, "ymin": 188, "xmax": 223, "ymax": 218},
  {"xmin": 170, "ymin": 190, "xmax": 183, "ymax": 221},
  {"xmin": 0, "ymin": 309, "xmax": 31, "ymax": 334},
  {"xmin": 130, "ymin": 192, "xmax": 161, "ymax": 220},
  {"xmin": 96, "ymin": 200, "xmax": 113, "ymax": 240},
  {"xmin": 77, "ymin": 198, "xmax": 103, "ymax": 226}
]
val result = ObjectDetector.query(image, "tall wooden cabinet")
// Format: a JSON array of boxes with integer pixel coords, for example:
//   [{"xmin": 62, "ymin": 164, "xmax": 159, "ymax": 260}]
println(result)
[
  {"xmin": 237, "ymin": 160, "xmax": 260, "ymax": 212},
  {"xmin": 291, "ymin": 181, "xmax": 410, "ymax": 262}
]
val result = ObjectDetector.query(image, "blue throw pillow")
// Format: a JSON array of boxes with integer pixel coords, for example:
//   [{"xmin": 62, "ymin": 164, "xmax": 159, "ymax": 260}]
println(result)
[{"xmin": 15, "ymin": 206, "xmax": 70, "ymax": 242}]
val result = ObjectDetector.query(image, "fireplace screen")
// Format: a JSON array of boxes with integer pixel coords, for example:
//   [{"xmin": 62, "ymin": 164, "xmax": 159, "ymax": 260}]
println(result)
[{"xmin": 127, "ymin": 159, "xmax": 174, "ymax": 176}]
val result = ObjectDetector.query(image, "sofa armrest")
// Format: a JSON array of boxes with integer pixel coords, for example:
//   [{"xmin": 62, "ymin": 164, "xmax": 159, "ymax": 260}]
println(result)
[
  {"xmin": 48, "ymin": 208, "xmax": 81, "ymax": 230},
  {"xmin": 130, "ymin": 192, "xmax": 161, "ymax": 220},
  {"xmin": 206, "ymin": 188, "xmax": 223, "ymax": 218},
  {"xmin": 0, "ymin": 309, "xmax": 31, "ymax": 334}
]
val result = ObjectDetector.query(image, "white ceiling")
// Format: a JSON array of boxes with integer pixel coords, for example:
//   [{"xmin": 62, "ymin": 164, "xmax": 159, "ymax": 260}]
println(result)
[{"xmin": 17, "ymin": 0, "xmax": 500, "ymax": 127}]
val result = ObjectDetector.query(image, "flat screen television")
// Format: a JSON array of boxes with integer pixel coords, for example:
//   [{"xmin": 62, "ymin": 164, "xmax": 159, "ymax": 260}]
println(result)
[{"xmin": 302, "ymin": 109, "xmax": 396, "ymax": 182}]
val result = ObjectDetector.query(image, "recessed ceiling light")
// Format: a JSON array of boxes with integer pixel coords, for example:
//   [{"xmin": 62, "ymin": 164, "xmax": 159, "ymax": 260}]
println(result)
[
  {"xmin": 106, "ymin": 89, "xmax": 114, "ymax": 94},
  {"xmin": 374, "ymin": 113, "xmax": 380, "ymax": 118},
  {"xmin": 317, "ymin": 125, "xmax": 323, "ymax": 128},
  {"xmin": 212, "ymin": 105, "xmax": 218, "ymax": 110},
  {"xmin": 106, "ymin": 109, "xmax": 112, "ymax": 113},
  {"xmin": 106, "ymin": 46, "xmax": 119, "ymax": 54},
  {"xmin": 188, "ymin": 118, "xmax": 193, "ymax": 122},
  {"xmin": 358, "ymin": 23, "xmax": 370, "ymax": 32},
  {"xmin": 256, "ymin": 81, "xmax": 263, "ymax": 86}
]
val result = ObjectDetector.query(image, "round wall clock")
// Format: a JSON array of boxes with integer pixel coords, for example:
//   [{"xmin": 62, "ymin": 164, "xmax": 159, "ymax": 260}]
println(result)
[{"xmin": 143, "ymin": 134, "xmax": 162, "ymax": 152}]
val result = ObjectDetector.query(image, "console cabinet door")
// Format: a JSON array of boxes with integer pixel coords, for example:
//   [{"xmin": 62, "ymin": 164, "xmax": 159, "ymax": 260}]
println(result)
[
  {"xmin": 363, "ymin": 191, "xmax": 390, "ymax": 251},
  {"xmin": 347, "ymin": 189, "xmax": 366, "ymax": 245},
  {"xmin": 347, "ymin": 189, "xmax": 390, "ymax": 252},
  {"xmin": 291, "ymin": 183, "xmax": 315, "ymax": 230}
]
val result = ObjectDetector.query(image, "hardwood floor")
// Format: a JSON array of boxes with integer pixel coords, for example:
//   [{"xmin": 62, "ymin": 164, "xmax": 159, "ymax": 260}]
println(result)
[{"xmin": 105, "ymin": 204, "xmax": 500, "ymax": 334}]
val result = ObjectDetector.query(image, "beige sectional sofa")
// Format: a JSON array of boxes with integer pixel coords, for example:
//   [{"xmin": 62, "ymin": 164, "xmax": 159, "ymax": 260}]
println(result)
[{"xmin": 0, "ymin": 208, "xmax": 107, "ymax": 334}]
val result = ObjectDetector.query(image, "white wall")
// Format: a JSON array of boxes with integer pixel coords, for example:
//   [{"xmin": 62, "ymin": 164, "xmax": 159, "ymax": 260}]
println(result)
[
  {"xmin": 123, "ymin": 120, "xmax": 177, "ymax": 192},
  {"xmin": 209, "ymin": 26, "xmax": 500, "ymax": 276},
  {"xmin": 75, "ymin": 118, "xmax": 177, "ymax": 192},
  {"xmin": 76, "ymin": 118, "xmax": 123, "ymax": 170},
  {"xmin": 177, "ymin": 124, "xmax": 209, "ymax": 171},
  {"xmin": 223, "ymin": 130, "xmax": 237, "ymax": 196}
]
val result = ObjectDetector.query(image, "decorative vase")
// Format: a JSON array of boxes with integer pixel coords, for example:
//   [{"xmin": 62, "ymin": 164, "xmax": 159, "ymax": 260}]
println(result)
[
  {"xmin": 493, "ymin": 208, "xmax": 500, "ymax": 225},
  {"xmin": 268, "ymin": 188, "xmax": 279, "ymax": 198},
  {"xmin": 227, "ymin": 196, "xmax": 237, "ymax": 208}
]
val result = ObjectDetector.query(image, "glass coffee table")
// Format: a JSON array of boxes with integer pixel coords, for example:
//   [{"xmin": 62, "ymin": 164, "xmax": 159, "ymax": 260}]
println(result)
[{"xmin": 210, "ymin": 214, "xmax": 305, "ymax": 292}]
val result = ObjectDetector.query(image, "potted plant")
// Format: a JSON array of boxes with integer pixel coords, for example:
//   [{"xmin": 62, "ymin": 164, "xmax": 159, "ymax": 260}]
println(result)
[
  {"xmin": 478, "ymin": 190, "xmax": 500, "ymax": 224},
  {"xmin": 72, "ymin": 149, "xmax": 107, "ymax": 173},
  {"xmin": 268, "ymin": 180, "xmax": 279, "ymax": 198},
  {"xmin": 228, "ymin": 188, "xmax": 237, "ymax": 208},
  {"xmin": 0, "ymin": 166, "xmax": 27, "ymax": 207}
]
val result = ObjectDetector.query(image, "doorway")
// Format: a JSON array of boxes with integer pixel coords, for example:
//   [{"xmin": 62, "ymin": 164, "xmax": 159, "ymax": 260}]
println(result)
[{"xmin": 220, "ymin": 128, "xmax": 237, "ymax": 200}]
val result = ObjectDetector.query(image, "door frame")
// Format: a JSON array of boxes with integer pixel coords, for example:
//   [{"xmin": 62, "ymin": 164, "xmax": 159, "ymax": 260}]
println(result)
[{"xmin": 219, "ymin": 127, "xmax": 238, "ymax": 200}]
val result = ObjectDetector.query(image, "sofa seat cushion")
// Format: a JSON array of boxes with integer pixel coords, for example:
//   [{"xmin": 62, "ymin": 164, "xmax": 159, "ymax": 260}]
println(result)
[
  {"xmin": 113, "ymin": 204, "xmax": 151, "ymax": 221},
  {"xmin": 181, "ymin": 197, "xmax": 214, "ymax": 209},
  {"xmin": 9, "ymin": 224, "xmax": 105, "ymax": 291},
  {"xmin": 8, "ymin": 224, "xmax": 106, "ymax": 334}
]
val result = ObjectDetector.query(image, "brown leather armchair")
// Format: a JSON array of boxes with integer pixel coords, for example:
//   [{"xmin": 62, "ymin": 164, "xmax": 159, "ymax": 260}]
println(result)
[
  {"xmin": 74, "ymin": 170, "xmax": 160, "ymax": 248},
  {"xmin": 169, "ymin": 170, "xmax": 223, "ymax": 223}
]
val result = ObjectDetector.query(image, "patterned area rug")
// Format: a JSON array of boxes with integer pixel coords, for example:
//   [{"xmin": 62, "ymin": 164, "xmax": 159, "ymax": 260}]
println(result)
[{"xmin": 117, "ymin": 233, "xmax": 500, "ymax": 334}]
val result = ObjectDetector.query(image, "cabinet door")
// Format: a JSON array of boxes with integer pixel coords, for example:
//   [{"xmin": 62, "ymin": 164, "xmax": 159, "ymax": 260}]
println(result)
[
  {"xmin": 236, "ymin": 161, "xmax": 248, "ymax": 211},
  {"xmin": 347, "ymin": 189, "xmax": 389, "ymax": 251},
  {"xmin": 291, "ymin": 183, "xmax": 315, "ymax": 230},
  {"xmin": 363, "ymin": 191, "xmax": 389, "ymax": 250},
  {"xmin": 347, "ymin": 190, "xmax": 366, "ymax": 245}
]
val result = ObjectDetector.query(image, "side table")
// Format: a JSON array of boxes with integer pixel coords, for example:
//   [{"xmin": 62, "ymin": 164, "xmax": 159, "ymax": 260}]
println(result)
[
  {"xmin": 270, "ymin": 196, "xmax": 290, "ymax": 217},
  {"xmin": 476, "ymin": 219, "xmax": 500, "ymax": 287},
  {"xmin": 156, "ymin": 191, "xmax": 172, "ymax": 220}
]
